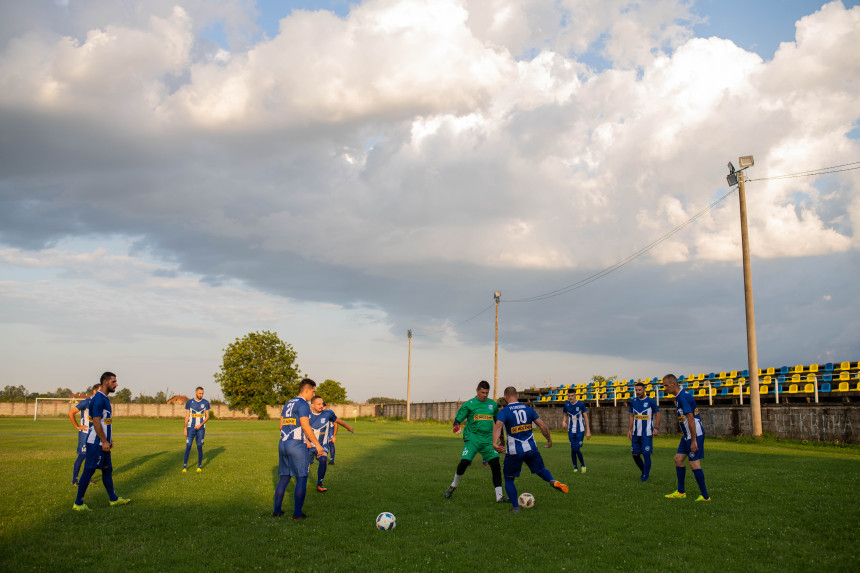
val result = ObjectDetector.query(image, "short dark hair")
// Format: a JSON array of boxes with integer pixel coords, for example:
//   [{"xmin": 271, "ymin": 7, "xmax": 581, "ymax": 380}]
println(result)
[
  {"xmin": 477, "ymin": 380, "xmax": 490, "ymax": 391},
  {"xmin": 634, "ymin": 381, "xmax": 645, "ymax": 389},
  {"xmin": 299, "ymin": 378, "xmax": 317, "ymax": 391},
  {"xmin": 196, "ymin": 386, "xmax": 204, "ymax": 392},
  {"xmin": 503, "ymin": 386, "xmax": 518, "ymax": 398},
  {"xmin": 100, "ymin": 372, "xmax": 116, "ymax": 384},
  {"xmin": 662, "ymin": 374, "xmax": 678, "ymax": 385},
  {"xmin": 311, "ymin": 396, "xmax": 323, "ymax": 403},
  {"xmin": 92, "ymin": 383, "xmax": 101, "ymax": 391}
]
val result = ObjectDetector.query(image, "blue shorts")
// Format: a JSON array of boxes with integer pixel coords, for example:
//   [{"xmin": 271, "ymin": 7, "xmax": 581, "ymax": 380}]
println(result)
[
  {"xmin": 308, "ymin": 445, "xmax": 330, "ymax": 463},
  {"xmin": 677, "ymin": 434, "xmax": 705, "ymax": 461},
  {"xmin": 186, "ymin": 426, "xmax": 205, "ymax": 446},
  {"xmin": 84, "ymin": 444, "xmax": 112, "ymax": 471},
  {"xmin": 568, "ymin": 431, "xmax": 585, "ymax": 451},
  {"xmin": 631, "ymin": 435, "xmax": 653, "ymax": 455},
  {"xmin": 77, "ymin": 432, "xmax": 88, "ymax": 455},
  {"xmin": 278, "ymin": 440, "xmax": 310, "ymax": 477},
  {"xmin": 503, "ymin": 449, "xmax": 546, "ymax": 478}
]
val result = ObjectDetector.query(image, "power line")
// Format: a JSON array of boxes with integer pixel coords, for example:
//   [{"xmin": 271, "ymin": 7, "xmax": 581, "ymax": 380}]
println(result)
[{"xmin": 747, "ymin": 161, "xmax": 860, "ymax": 181}]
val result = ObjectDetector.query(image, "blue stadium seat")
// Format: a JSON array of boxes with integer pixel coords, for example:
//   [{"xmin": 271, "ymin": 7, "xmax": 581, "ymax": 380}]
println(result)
[
  {"xmin": 820, "ymin": 383, "xmax": 831, "ymax": 393},
  {"xmin": 741, "ymin": 369, "xmax": 749, "ymax": 378},
  {"xmin": 824, "ymin": 362, "xmax": 834, "ymax": 372},
  {"xmin": 779, "ymin": 366, "xmax": 789, "ymax": 375},
  {"xmin": 720, "ymin": 387, "xmax": 728, "ymax": 396},
  {"xmin": 822, "ymin": 374, "xmax": 833, "ymax": 383}
]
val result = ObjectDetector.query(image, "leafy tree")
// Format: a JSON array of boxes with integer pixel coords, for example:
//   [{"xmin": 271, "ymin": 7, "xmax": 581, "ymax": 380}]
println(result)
[
  {"xmin": 0, "ymin": 385, "xmax": 29, "ymax": 402},
  {"xmin": 316, "ymin": 379, "xmax": 348, "ymax": 404},
  {"xmin": 113, "ymin": 388, "xmax": 133, "ymax": 403},
  {"xmin": 154, "ymin": 390, "xmax": 168, "ymax": 404},
  {"xmin": 367, "ymin": 396, "xmax": 406, "ymax": 405},
  {"xmin": 214, "ymin": 331, "xmax": 301, "ymax": 419},
  {"xmin": 135, "ymin": 393, "xmax": 156, "ymax": 404},
  {"xmin": 42, "ymin": 387, "xmax": 73, "ymax": 398},
  {"xmin": 591, "ymin": 375, "xmax": 618, "ymax": 384}
]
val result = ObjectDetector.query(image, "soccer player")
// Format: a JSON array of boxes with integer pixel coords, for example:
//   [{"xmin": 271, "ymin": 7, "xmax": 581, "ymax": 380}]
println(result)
[
  {"xmin": 444, "ymin": 381, "xmax": 506, "ymax": 503},
  {"xmin": 562, "ymin": 392, "xmax": 591, "ymax": 472},
  {"xmin": 72, "ymin": 372, "xmax": 131, "ymax": 511},
  {"xmin": 493, "ymin": 386, "xmax": 568, "ymax": 513},
  {"xmin": 183, "ymin": 386, "xmax": 211, "ymax": 473},
  {"xmin": 627, "ymin": 381, "xmax": 660, "ymax": 481},
  {"xmin": 69, "ymin": 384, "xmax": 100, "ymax": 486},
  {"xmin": 274, "ymin": 378, "xmax": 325, "ymax": 520},
  {"xmin": 662, "ymin": 374, "xmax": 710, "ymax": 501},
  {"xmin": 307, "ymin": 397, "xmax": 354, "ymax": 492}
]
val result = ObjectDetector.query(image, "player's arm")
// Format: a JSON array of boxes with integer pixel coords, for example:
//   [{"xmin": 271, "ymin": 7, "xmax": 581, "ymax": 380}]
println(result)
[
  {"xmin": 534, "ymin": 418, "xmax": 552, "ymax": 448},
  {"xmin": 300, "ymin": 416, "xmax": 324, "ymax": 455},
  {"xmin": 91, "ymin": 416, "xmax": 111, "ymax": 451},
  {"xmin": 331, "ymin": 421, "xmax": 338, "ymax": 442},
  {"xmin": 198, "ymin": 406, "xmax": 210, "ymax": 429},
  {"xmin": 68, "ymin": 406, "xmax": 85, "ymax": 431},
  {"xmin": 653, "ymin": 409, "xmax": 661, "ymax": 435},
  {"xmin": 561, "ymin": 412, "xmax": 569, "ymax": 433},
  {"xmin": 627, "ymin": 412, "xmax": 634, "ymax": 440},
  {"xmin": 685, "ymin": 412, "xmax": 697, "ymax": 451},
  {"xmin": 492, "ymin": 420, "xmax": 505, "ymax": 453},
  {"xmin": 584, "ymin": 412, "xmax": 592, "ymax": 439},
  {"xmin": 334, "ymin": 418, "xmax": 354, "ymax": 433},
  {"xmin": 184, "ymin": 408, "xmax": 189, "ymax": 436},
  {"xmin": 452, "ymin": 403, "xmax": 468, "ymax": 434}
]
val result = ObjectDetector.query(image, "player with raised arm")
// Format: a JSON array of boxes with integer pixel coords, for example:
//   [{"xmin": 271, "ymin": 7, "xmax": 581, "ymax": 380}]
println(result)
[
  {"xmin": 628, "ymin": 381, "xmax": 660, "ymax": 481},
  {"xmin": 493, "ymin": 386, "xmax": 568, "ymax": 514},
  {"xmin": 69, "ymin": 384, "xmax": 99, "ymax": 486},
  {"xmin": 444, "ymin": 381, "xmax": 506, "ymax": 503},
  {"xmin": 562, "ymin": 392, "xmax": 591, "ymax": 473},
  {"xmin": 72, "ymin": 372, "xmax": 131, "ymax": 511},
  {"xmin": 307, "ymin": 397, "xmax": 354, "ymax": 492},
  {"xmin": 274, "ymin": 378, "xmax": 325, "ymax": 520},
  {"xmin": 183, "ymin": 386, "xmax": 211, "ymax": 473},
  {"xmin": 662, "ymin": 374, "xmax": 710, "ymax": 501}
]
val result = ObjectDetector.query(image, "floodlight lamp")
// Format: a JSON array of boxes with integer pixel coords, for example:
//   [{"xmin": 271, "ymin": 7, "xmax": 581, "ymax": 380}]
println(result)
[
  {"xmin": 727, "ymin": 172, "xmax": 738, "ymax": 187},
  {"xmin": 738, "ymin": 155, "xmax": 754, "ymax": 168},
  {"xmin": 727, "ymin": 161, "xmax": 735, "ymax": 174},
  {"xmin": 494, "ymin": 291, "xmax": 501, "ymax": 302}
]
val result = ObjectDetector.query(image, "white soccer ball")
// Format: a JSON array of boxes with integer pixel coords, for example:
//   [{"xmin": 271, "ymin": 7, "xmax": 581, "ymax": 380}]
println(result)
[
  {"xmin": 518, "ymin": 492, "xmax": 535, "ymax": 508},
  {"xmin": 376, "ymin": 512, "xmax": 396, "ymax": 531}
]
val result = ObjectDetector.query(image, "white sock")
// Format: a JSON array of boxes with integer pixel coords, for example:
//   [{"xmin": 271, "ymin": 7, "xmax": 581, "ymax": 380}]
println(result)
[
  {"xmin": 452, "ymin": 474, "xmax": 462, "ymax": 488},
  {"xmin": 495, "ymin": 486, "xmax": 503, "ymax": 500}
]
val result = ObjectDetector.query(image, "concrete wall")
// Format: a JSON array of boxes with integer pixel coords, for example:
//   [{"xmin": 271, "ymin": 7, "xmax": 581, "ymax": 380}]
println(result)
[
  {"xmin": 3, "ymin": 401, "xmax": 380, "ymax": 420},
  {"xmin": 377, "ymin": 401, "xmax": 860, "ymax": 443}
]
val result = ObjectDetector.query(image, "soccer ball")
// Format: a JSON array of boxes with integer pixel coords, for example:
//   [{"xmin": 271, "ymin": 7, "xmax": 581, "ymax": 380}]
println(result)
[
  {"xmin": 518, "ymin": 492, "xmax": 535, "ymax": 508},
  {"xmin": 376, "ymin": 512, "xmax": 396, "ymax": 531}
]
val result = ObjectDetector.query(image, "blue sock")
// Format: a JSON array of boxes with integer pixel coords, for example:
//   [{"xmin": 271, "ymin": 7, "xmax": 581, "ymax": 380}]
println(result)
[
  {"xmin": 577, "ymin": 451, "xmax": 585, "ymax": 466},
  {"xmin": 197, "ymin": 441, "xmax": 204, "ymax": 468},
  {"xmin": 643, "ymin": 454, "xmax": 651, "ymax": 476},
  {"xmin": 676, "ymin": 466, "xmax": 686, "ymax": 493},
  {"xmin": 570, "ymin": 449, "xmax": 578, "ymax": 468},
  {"xmin": 693, "ymin": 468, "xmax": 709, "ymax": 499},
  {"xmin": 183, "ymin": 440, "xmax": 192, "ymax": 467},
  {"xmin": 73, "ymin": 453, "xmax": 86, "ymax": 482},
  {"xmin": 504, "ymin": 477, "xmax": 518, "ymax": 507},
  {"xmin": 102, "ymin": 467, "xmax": 117, "ymax": 501},
  {"xmin": 329, "ymin": 443, "xmax": 335, "ymax": 462},
  {"xmin": 317, "ymin": 457, "xmax": 328, "ymax": 486},
  {"xmin": 293, "ymin": 476, "xmax": 308, "ymax": 517},
  {"xmin": 633, "ymin": 455, "xmax": 645, "ymax": 473},
  {"xmin": 536, "ymin": 469, "xmax": 555, "ymax": 483},
  {"xmin": 75, "ymin": 468, "xmax": 96, "ymax": 505},
  {"xmin": 273, "ymin": 476, "xmax": 290, "ymax": 514}
]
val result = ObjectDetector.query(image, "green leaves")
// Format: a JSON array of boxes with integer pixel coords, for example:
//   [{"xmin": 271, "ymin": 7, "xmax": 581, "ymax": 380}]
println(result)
[{"xmin": 317, "ymin": 379, "xmax": 349, "ymax": 405}]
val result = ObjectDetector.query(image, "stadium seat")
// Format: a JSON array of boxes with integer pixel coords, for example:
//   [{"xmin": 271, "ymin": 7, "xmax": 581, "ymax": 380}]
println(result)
[
  {"xmin": 779, "ymin": 366, "xmax": 789, "ymax": 375},
  {"xmin": 823, "ymin": 374, "xmax": 832, "ymax": 383},
  {"xmin": 808, "ymin": 363, "xmax": 818, "ymax": 373},
  {"xmin": 837, "ymin": 382, "xmax": 850, "ymax": 392},
  {"xmin": 793, "ymin": 364, "xmax": 804, "ymax": 374},
  {"xmin": 760, "ymin": 385, "xmax": 769, "ymax": 394},
  {"xmin": 838, "ymin": 361, "xmax": 850, "ymax": 371},
  {"xmin": 717, "ymin": 372, "xmax": 727, "ymax": 380},
  {"xmin": 805, "ymin": 374, "xmax": 816, "ymax": 384},
  {"xmin": 791, "ymin": 374, "xmax": 801, "ymax": 383},
  {"xmin": 820, "ymin": 383, "xmax": 831, "ymax": 393},
  {"xmin": 720, "ymin": 387, "xmax": 728, "ymax": 396},
  {"xmin": 803, "ymin": 383, "xmax": 814, "ymax": 393},
  {"xmin": 839, "ymin": 372, "xmax": 850, "ymax": 382},
  {"xmin": 731, "ymin": 387, "xmax": 740, "ymax": 395},
  {"xmin": 707, "ymin": 373, "xmax": 716, "ymax": 380},
  {"xmin": 788, "ymin": 384, "xmax": 798, "ymax": 394},
  {"xmin": 696, "ymin": 389, "xmax": 705, "ymax": 397},
  {"xmin": 824, "ymin": 363, "xmax": 834, "ymax": 372},
  {"xmin": 741, "ymin": 369, "xmax": 749, "ymax": 378}
]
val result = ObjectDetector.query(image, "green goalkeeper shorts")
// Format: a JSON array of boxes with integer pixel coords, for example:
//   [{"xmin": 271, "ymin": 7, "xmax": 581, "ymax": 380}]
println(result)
[{"xmin": 460, "ymin": 438, "xmax": 499, "ymax": 462}]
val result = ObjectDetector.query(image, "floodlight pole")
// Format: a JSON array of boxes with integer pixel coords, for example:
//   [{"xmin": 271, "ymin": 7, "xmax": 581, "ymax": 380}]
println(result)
[
  {"xmin": 738, "ymin": 169, "xmax": 762, "ymax": 436},
  {"xmin": 407, "ymin": 329, "xmax": 412, "ymax": 422},
  {"xmin": 493, "ymin": 291, "xmax": 501, "ymax": 401}
]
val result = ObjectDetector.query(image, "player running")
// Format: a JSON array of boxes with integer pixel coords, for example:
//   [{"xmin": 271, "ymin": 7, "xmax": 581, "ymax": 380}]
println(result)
[
  {"xmin": 183, "ymin": 386, "xmax": 211, "ymax": 473},
  {"xmin": 562, "ymin": 392, "xmax": 591, "ymax": 473},
  {"xmin": 274, "ymin": 379, "xmax": 325, "ymax": 520},
  {"xmin": 307, "ymin": 397, "xmax": 354, "ymax": 492},
  {"xmin": 627, "ymin": 381, "xmax": 660, "ymax": 481},
  {"xmin": 493, "ymin": 386, "xmax": 568, "ymax": 513},
  {"xmin": 69, "ymin": 384, "xmax": 99, "ymax": 486},
  {"xmin": 72, "ymin": 372, "xmax": 131, "ymax": 511},
  {"xmin": 662, "ymin": 374, "xmax": 710, "ymax": 501},
  {"xmin": 444, "ymin": 381, "xmax": 506, "ymax": 503}
]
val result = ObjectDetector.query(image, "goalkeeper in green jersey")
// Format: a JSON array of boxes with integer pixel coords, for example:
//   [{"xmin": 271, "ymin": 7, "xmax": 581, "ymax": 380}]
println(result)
[{"xmin": 444, "ymin": 381, "xmax": 507, "ymax": 502}]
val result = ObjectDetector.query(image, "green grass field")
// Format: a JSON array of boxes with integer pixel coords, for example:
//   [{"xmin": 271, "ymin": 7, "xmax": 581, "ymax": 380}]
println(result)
[{"xmin": 1, "ymin": 417, "xmax": 858, "ymax": 572}]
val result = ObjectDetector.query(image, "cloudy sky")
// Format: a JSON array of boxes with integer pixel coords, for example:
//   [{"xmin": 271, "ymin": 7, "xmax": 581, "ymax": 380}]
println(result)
[{"xmin": 1, "ymin": 0, "xmax": 858, "ymax": 402}]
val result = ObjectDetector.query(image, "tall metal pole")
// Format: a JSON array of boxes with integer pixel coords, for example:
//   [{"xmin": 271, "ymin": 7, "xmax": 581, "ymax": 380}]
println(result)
[
  {"xmin": 738, "ymin": 170, "xmax": 762, "ymax": 436},
  {"xmin": 493, "ymin": 291, "xmax": 501, "ymax": 401},
  {"xmin": 407, "ymin": 329, "xmax": 412, "ymax": 422}
]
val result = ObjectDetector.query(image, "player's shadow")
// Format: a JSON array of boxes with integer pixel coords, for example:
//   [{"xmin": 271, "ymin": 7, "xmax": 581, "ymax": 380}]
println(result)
[{"xmin": 201, "ymin": 445, "xmax": 225, "ymax": 467}]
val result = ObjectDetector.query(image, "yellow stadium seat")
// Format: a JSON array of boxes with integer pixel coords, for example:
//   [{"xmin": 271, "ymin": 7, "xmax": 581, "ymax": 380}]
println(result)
[
  {"xmin": 762, "ymin": 376, "xmax": 772, "ymax": 384},
  {"xmin": 731, "ymin": 387, "xmax": 740, "ymax": 395},
  {"xmin": 793, "ymin": 364, "xmax": 804, "ymax": 374},
  {"xmin": 803, "ymin": 384, "xmax": 814, "ymax": 393},
  {"xmin": 730, "ymin": 370, "xmax": 738, "ymax": 378},
  {"xmin": 836, "ymin": 382, "xmax": 849, "ymax": 392},
  {"xmin": 766, "ymin": 367, "xmax": 775, "ymax": 376},
  {"xmin": 760, "ymin": 385, "xmax": 769, "ymax": 394},
  {"xmin": 692, "ymin": 381, "xmax": 700, "ymax": 389},
  {"xmin": 808, "ymin": 364, "xmax": 818, "ymax": 373},
  {"xmin": 805, "ymin": 374, "xmax": 816, "ymax": 384},
  {"xmin": 788, "ymin": 384, "xmax": 798, "ymax": 393},
  {"xmin": 839, "ymin": 372, "xmax": 850, "ymax": 381},
  {"xmin": 744, "ymin": 386, "xmax": 750, "ymax": 394},
  {"xmin": 838, "ymin": 361, "xmax": 850, "ymax": 371}
]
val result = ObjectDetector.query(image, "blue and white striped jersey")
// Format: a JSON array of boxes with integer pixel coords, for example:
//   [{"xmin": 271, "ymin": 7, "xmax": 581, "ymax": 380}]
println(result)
[
  {"xmin": 629, "ymin": 396, "xmax": 659, "ymax": 437},
  {"xmin": 185, "ymin": 398, "xmax": 211, "ymax": 428},
  {"xmin": 86, "ymin": 391, "xmax": 112, "ymax": 446},
  {"xmin": 308, "ymin": 409, "xmax": 338, "ymax": 446},
  {"xmin": 674, "ymin": 389, "xmax": 704, "ymax": 440},
  {"xmin": 498, "ymin": 402, "xmax": 539, "ymax": 455},
  {"xmin": 562, "ymin": 400, "xmax": 588, "ymax": 433},
  {"xmin": 75, "ymin": 397, "xmax": 92, "ymax": 433},
  {"xmin": 280, "ymin": 397, "xmax": 311, "ymax": 442}
]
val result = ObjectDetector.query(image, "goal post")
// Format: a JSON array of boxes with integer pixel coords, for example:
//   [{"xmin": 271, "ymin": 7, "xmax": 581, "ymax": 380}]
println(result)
[{"xmin": 33, "ymin": 397, "xmax": 79, "ymax": 421}]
